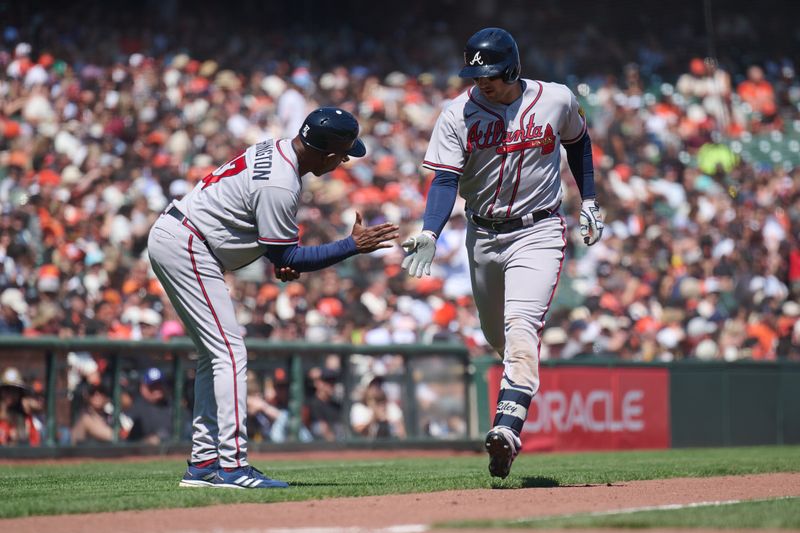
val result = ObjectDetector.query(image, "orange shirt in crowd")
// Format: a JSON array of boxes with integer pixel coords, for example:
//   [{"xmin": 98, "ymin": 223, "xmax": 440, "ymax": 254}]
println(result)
[
  {"xmin": 0, "ymin": 415, "xmax": 40, "ymax": 446},
  {"xmin": 746, "ymin": 321, "xmax": 778, "ymax": 360},
  {"xmin": 737, "ymin": 80, "xmax": 776, "ymax": 116}
]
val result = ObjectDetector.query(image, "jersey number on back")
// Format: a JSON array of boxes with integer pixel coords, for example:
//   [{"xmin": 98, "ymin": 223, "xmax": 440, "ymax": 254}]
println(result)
[{"xmin": 201, "ymin": 151, "xmax": 247, "ymax": 189}]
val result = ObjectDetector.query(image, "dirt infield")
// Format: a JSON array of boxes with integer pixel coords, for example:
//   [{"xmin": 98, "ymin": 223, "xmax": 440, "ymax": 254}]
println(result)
[{"xmin": 3, "ymin": 472, "xmax": 799, "ymax": 532}]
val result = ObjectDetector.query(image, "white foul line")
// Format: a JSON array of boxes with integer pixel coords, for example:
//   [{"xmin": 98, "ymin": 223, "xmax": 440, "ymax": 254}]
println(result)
[
  {"xmin": 250, "ymin": 525, "xmax": 428, "ymax": 533},
  {"xmin": 173, "ymin": 527, "xmax": 428, "ymax": 533},
  {"xmin": 513, "ymin": 496, "xmax": 796, "ymax": 523}
]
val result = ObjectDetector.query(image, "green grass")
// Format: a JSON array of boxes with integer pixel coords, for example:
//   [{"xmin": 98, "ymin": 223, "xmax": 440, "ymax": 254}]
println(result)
[
  {"xmin": 444, "ymin": 497, "xmax": 800, "ymax": 529},
  {"xmin": 0, "ymin": 445, "xmax": 798, "ymax": 519}
]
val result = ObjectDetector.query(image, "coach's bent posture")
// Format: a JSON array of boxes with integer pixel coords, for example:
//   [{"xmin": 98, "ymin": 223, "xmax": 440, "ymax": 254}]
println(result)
[
  {"xmin": 402, "ymin": 28, "xmax": 603, "ymax": 478},
  {"xmin": 148, "ymin": 107, "xmax": 398, "ymax": 489}
]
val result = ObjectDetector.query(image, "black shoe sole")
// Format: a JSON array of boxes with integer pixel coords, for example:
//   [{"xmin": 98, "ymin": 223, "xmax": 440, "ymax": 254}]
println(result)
[{"xmin": 485, "ymin": 431, "xmax": 513, "ymax": 479}]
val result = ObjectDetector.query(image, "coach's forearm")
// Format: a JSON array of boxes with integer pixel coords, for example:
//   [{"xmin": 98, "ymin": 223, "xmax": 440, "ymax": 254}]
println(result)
[
  {"xmin": 565, "ymin": 132, "xmax": 596, "ymax": 199},
  {"xmin": 264, "ymin": 238, "xmax": 357, "ymax": 272},
  {"xmin": 422, "ymin": 170, "xmax": 459, "ymax": 237}
]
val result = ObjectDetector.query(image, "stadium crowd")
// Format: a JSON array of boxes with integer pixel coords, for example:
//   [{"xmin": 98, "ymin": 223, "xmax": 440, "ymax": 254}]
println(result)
[{"xmin": 0, "ymin": 1, "xmax": 799, "ymax": 445}]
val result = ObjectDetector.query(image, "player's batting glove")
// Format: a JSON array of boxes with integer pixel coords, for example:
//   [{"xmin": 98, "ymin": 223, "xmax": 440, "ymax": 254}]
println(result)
[
  {"xmin": 579, "ymin": 198, "xmax": 604, "ymax": 246},
  {"xmin": 401, "ymin": 231, "xmax": 437, "ymax": 278}
]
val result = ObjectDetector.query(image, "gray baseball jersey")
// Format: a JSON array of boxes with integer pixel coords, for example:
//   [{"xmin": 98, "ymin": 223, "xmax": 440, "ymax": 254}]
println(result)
[
  {"xmin": 174, "ymin": 137, "xmax": 301, "ymax": 271},
  {"xmin": 423, "ymin": 79, "xmax": 586, "ymax": 218}
]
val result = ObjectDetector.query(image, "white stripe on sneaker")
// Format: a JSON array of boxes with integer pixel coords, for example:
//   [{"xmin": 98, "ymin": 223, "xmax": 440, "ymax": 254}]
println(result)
[
  {"xmin": 179, "ymin": 479, "xmax": 215, "ymax": 488},
  {"xmin": 235, "ymin": 475, "xmax": 249, "ymax": 484},
  {"xmin": 251, "ymin": 479, "xmax": 263, "ymax": 487}
]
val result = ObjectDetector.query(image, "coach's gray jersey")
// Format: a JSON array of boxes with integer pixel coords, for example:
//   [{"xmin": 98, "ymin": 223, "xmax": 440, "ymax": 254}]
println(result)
[
  {"xmin": 423, "ymin": 79, "xmax": 586, "ymax": 218},
  {"xmin": 174, "ymin": 138, "xmax": 301, "ymax": 271}
]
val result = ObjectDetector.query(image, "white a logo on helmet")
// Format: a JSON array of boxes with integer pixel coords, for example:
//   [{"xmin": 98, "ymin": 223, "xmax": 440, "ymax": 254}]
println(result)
[
  {"xmin": 469, "ymin": 51, "xmax": 484, "ymax": 65},
  {"xmin": 302, "ymin": 124, "xmax": 310, "ymax": 137}
]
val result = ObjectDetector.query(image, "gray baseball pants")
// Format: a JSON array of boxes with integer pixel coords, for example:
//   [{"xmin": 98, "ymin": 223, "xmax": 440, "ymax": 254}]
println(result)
[
  {"xmin": 467, "ymin": 214, "xmax": 567, "ymax": 400},
  {"xmin": 147, "ymin": 211, "xmax": 249, "ymax": 468}
]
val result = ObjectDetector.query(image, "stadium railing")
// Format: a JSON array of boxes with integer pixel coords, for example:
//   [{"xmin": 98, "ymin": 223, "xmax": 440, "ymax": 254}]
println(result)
[{"xmin": 0, "ymin": 336, "xmax": 476, "ymax": 456}]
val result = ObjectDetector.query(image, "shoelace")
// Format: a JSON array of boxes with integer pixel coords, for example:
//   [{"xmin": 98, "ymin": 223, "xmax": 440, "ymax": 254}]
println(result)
[{"xmin": 242, "ymin": 465, "xmax": 272, "ymax": 480}]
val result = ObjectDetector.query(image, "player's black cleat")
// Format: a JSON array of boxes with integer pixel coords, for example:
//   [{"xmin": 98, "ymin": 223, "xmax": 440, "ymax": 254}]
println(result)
[{"xmin": 485, "ymin": 427, "xmax": 520, "ymax": 479}]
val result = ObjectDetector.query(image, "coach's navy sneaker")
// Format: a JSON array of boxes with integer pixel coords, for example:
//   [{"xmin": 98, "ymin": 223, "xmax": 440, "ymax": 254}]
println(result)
[
  {"xmin": 212, "ymin": 465, "xmax": 289, "ymax": 489},
  {"xmin": 179, "ymin": 458, "xmax": 219, "ymax": 488},
  {"xmin": 485, "ymin": 427, "xmax": 521, "ymax": 479}
]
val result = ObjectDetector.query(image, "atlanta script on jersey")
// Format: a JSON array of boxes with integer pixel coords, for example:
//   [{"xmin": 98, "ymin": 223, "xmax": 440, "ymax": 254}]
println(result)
[{"xmin": 423, "ymin": 79, "xmax": 586, "ymax": 219}]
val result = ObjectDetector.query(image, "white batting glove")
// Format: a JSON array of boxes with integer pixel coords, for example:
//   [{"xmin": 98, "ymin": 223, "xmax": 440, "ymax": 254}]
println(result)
[
  {"xmin": 401, "ymin": 231, "xmax": 437, "ymax": 278},
  {"xmin": 579, "ymin": 199, "xmax": 604, "ymax": 246}
]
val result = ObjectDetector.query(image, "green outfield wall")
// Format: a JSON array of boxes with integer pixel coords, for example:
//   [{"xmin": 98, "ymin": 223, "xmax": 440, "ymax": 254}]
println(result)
[
  {"xmin": 669, "ymin": 361, "xmax": 800, "ymax": 447},
  {"xmin": 0, "ymin": 337, "xmax": 797, "ymax": 457}
]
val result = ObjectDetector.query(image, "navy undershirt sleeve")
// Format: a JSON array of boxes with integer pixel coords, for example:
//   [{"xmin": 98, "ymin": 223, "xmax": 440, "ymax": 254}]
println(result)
[
  {"xmin": 422, "ymin": 170, "xmax": 459, "ymax": 236},
  {"xmin": 264, "ymin": 237, "xmax": 357, "ymax": 272},
  {"xmin": 565, "ymin": 132, "xmax": 596, "ymax": 199}
]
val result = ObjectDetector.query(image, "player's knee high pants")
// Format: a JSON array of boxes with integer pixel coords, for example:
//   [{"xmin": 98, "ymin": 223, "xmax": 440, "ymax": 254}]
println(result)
[
  {"xmin": 467, "ymin": 214, "xmax": 567, "ymax": 399},
  {"xmin": 147, "ymin": 213, "xmax": 249, "ymax": 468}
]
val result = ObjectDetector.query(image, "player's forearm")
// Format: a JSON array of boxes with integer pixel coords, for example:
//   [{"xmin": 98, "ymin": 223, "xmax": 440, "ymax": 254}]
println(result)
[
  {"xmin": 264, "ymin": 238, "xmax": 357, "ymax": 272},
  {"xmin": 422, "ymin": 170, "xmax": 459, "ymax": 236},
  {"xmin": 565, "ymin": 132, "xmax": 596, "ymax": 199}
]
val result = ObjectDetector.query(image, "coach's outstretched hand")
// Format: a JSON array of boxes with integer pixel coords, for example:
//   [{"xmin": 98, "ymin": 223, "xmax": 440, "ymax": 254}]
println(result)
[
  {"xmin": 401, "ymin": 231, "xmax": 437, "ymax": 278},
  {"xmin": 351, "ymin": 211, "xmax": 400, "ymax": 253}
]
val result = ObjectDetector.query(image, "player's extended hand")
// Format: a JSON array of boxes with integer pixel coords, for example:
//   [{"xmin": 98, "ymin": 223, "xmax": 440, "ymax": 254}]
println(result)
[
  {"xmin": 274, "ymin": 265, "xmax": 300, "ymax": 282},
  {"xmin": 579, "ymin": 198, "xmax": 604, "ymax": 246},
  {"xmin": 351, "ymin": 211, "xmax": 400, "ymax": 253},
  {"xmin": 401, "ymin": 231, "xmax": 437, "ymax": 278}
]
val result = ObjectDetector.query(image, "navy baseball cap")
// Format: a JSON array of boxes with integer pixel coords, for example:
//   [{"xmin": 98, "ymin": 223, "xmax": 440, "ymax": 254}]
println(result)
[
  {"xmin": 143, "ymin": 367, "xmax": 164, "ymax": 386},
  {"xmin": 299, "ymin": 107, "xmax": 366, "ymax": 157}
]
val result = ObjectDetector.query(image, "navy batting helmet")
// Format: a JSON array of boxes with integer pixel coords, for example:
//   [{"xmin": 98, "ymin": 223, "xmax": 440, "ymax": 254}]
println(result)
[
  {"xmin": 299, "ymin": 107, "xmax": 366, "ymax": 157},
  {"xmin": 459, "ymin": 27, "xmax": 521, "ymax": 84}
]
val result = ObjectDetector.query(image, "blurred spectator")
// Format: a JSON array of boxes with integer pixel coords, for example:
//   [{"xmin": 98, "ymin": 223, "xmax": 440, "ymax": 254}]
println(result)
[
  {"xmin": 778, "ymin": 308, "xmax": 800, "ymax": 359},
  {"xmin": 0, "ymin": 367, "xmax": 42, "ymax": 445},
  {"xmin": 277, "ymin": 70, "xmax": 311, "ymax": 139},
  {"xmin": 696, "ymin": 135, "xmax": 738, "ymax": 176},
  {"xmin": 737, "ymin": 65, "xmax": 778, "ymax": 130},
  {"xmin": 246, "ymin": 368, "xmax": 299, "ymax": 443},
  {"xmin": 306, "ymin": 367, "xmax": 344, "ymax": 441},
  {"xmin": 23, "ymin": 301, "xmax": 63, "ymax": 337},
  {"xmin": 127, "ymin": 367, "xmax": 173, "ymax": 444},
  {"xmin": 60, "ymin": 293, "xmax": 90, "ymax": 337},
  {"xmin": 244, "ymin": 307, "xmax": 275, "ymax": 338},
  {"xmin": 137, "ymin": 308, "xmax": 163, "ymax": 340},
  {"xmin": 416, "ymin": 379, "xmax": 467, "ymax": 439},
  {"xmin": 676, "ymin": 57, "xmax": 733, "ymax": 130},
  {"xmin": 0, "ymin": 288, "xmax": 27, "ymax": 334},
  {"xmin": 71, "ymin": 384, "xmax": 115, "ymax": 445},
  {"xmin": 540, "ymin": 327, "xmax": 569, "ymax": 360},
  {"xmin": 350, "ymin": 376, "xmax": 406, "ymax": 439}
]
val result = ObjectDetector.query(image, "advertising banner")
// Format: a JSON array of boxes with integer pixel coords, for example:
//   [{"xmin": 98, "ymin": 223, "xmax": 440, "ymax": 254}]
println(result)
[{"xmin": 486, "ymin": 365, "xmax": 670, "ymax": 451}]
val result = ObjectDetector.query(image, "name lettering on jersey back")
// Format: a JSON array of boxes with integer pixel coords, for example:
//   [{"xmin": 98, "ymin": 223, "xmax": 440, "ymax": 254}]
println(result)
[
  {"xmin": 252, "ymin": 140, "xmax": 274, "ymax": 180},
  {"xmin": 466, "ymin": 113, "xmax": 556, "ymax": 155}
]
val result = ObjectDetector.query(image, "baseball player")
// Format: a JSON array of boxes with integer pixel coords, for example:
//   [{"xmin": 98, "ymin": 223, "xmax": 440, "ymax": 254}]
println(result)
[
  {"xmin": 402, "ymin": 28, "xmax": 603, "ymax": 478},
  {"xmin": 148, "ymin": 107, "xmax": 399, "ymax": 489}
]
